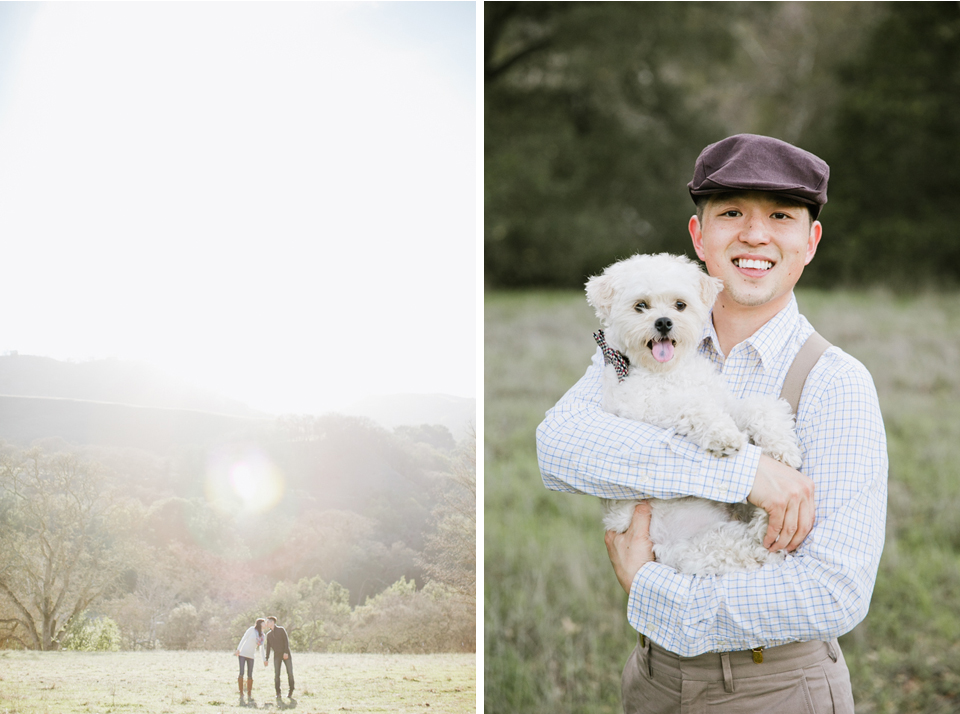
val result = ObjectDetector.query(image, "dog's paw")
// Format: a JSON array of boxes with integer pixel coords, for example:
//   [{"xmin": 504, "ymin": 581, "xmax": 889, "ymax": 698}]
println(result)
[
  {"xmin": 704, "ymin": 423, "xmax": 746, "ymax": 457},
  {"xmin": 756, "ymin": 435, "xmax": 803, "ymax": 469},
  {"xmin": 771, "ymin": 443, "xmax": 803, "ymax": 469}
]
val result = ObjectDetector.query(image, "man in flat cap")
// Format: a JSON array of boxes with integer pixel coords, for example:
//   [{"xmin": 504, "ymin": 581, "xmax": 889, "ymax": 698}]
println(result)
[{"xmin": 537, "ymin": 134, "xmax": 887, "ymax": 713}]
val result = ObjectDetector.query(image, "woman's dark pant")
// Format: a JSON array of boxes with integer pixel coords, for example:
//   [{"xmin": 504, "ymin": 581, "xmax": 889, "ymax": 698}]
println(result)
[{"xmin": 238, "ymin": 656, "xmax": 254, "ymax": 679}]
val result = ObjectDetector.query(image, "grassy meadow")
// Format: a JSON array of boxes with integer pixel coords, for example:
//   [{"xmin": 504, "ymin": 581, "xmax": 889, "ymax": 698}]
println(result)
[
  {"xmin": 485, "ymin": 288, "xmax": 960, "ymax": 714},
  {"xmin": 0, "ymin": 651, "xmax": 475, "ymax": 714}
]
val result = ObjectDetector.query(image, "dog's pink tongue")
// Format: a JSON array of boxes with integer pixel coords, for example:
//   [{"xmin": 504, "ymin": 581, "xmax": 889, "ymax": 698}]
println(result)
[{"xmin": 652, "ymin": 340, "xmax": 674, "ymax": 363}]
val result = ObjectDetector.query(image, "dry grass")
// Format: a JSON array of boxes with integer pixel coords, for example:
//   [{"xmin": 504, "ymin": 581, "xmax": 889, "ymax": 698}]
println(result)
[{"xmin": 0, "ymin": 650, "xmax": 476, "ymax": 714}]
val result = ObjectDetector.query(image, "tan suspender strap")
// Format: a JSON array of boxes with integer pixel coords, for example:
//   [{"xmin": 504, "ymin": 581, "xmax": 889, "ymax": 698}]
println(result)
[{"xmin": 779, "ymin": 331, "xmax": 832, "ymax": 415}]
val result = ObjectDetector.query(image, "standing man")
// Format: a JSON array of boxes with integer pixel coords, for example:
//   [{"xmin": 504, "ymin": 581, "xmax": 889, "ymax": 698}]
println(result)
[
  {"xmin": 537, "ymin": 134, "xmax": 887, "ymax": 712},
  {"xmin": 264, "ymin": 615, "xmax": 295, "ymax": 700}
]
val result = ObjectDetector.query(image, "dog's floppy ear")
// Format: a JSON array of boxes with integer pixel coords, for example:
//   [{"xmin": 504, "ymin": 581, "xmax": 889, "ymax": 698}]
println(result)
[
  {"xmin": 585, "ymin": 272, "xmax": 616, "ymax": 323},
  {"xmin": 699, "ymin": 271, "xmax": 724, "ymax": 307}
]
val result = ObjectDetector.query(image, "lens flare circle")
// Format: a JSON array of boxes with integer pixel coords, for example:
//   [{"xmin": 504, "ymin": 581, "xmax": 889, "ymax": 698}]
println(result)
[{"xmin": 205, "ymin": 448, "xmax": 285, "ymax": 515}]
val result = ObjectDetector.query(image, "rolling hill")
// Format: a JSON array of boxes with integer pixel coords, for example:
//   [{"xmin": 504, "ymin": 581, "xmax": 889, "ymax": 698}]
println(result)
[{"xmin": 0, "ymin": 354, "xmax": 476, "ymax": 450}]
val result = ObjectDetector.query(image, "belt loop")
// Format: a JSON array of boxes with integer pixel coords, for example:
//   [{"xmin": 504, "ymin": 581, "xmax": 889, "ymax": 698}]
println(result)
[
  {"xmin": 826, "ymin": 640, "xmax": 838, "ymax": 663},
  {"xmin": 720, "ymin": 652, "xmax": 735, "ymax": 693},
  {"xmin": 642, "ymin": 634, "xmax": 653, "ymax": 678}
]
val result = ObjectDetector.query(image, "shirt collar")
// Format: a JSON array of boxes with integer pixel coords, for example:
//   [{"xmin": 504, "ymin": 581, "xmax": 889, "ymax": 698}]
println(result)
[{"xmin": 699, "ymin": 293, "xmax": 801, "ymax": 368}]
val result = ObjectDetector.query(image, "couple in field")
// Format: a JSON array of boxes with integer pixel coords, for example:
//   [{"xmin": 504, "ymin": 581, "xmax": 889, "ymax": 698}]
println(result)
[{"xmin": 234, "ymin": 615, "xmax": 295, "ymax": 702}]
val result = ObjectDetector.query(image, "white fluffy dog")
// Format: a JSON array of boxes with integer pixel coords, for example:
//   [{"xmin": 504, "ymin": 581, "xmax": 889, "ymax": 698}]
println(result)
[{"xmin": 585, "ymin": 253, "xmax": 802, "ymax": 574}]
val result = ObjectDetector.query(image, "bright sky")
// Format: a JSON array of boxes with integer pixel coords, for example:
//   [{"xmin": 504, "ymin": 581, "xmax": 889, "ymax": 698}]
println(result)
[{"xmin": 0, "ymin": 2, "xmax": 476, "ymax": 416}]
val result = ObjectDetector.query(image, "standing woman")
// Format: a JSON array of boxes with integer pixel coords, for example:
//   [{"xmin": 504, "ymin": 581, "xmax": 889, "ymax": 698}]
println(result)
[{"xmin": 234, "ymin": 617, "xmax": 266, "ymax": 700}]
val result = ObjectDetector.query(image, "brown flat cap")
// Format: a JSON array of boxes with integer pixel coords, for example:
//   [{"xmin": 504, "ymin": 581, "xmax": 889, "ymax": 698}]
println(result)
[{"xmin": 688, "ymin": 134, "xmax": 829, "ymax": 218}]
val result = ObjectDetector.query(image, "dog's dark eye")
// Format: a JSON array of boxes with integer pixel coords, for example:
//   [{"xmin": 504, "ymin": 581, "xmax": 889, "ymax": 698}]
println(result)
[
  {"xmin": 675, "ymin": 301, "xmax": 686, "ymax": 311},
  {"xmin": 634, "ymin": 301, "xmax": 647, "ymax": 313}
]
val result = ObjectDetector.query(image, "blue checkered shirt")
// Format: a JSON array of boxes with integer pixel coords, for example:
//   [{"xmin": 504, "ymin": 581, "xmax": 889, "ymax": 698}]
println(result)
[{"xmin": 537, "ymin": 295, "xmax": 888, "ymax": 656}]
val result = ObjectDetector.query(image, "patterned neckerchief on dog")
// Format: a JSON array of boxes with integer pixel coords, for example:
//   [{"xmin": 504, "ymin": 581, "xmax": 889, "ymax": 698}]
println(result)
[{"xmin": 594, "ymin": 330, "xmax": 630, "ymax": 382}]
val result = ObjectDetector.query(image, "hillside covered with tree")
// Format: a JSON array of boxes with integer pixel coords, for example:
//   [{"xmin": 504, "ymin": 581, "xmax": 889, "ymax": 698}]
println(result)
[{"xmin": 0, "ymin": 359, "xmax": 475, "ymax": 653}]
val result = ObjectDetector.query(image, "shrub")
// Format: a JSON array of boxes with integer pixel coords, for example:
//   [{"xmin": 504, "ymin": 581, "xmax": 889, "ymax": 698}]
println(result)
[
  {"xmin": 62, "ymin": 613, "xmax": 121, "ymax": 652},
  {"xmin": 347, "ymin": 579, "xmax": 473, "ymax": 653},
  {"xmin": 159, "ymin": 603, "xmax": 200, "ymax": 650}
]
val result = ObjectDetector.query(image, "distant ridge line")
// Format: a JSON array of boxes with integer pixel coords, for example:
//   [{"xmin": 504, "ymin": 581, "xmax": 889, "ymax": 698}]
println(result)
[{"xmin": 0, "ymin": 393, "xmax": 272, "ymax": 421}]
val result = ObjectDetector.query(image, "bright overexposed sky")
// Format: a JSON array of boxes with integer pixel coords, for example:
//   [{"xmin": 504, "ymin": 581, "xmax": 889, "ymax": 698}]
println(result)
[{"xmin": 0, "ymin": 2, "xmax": 476, "ymax": 416}]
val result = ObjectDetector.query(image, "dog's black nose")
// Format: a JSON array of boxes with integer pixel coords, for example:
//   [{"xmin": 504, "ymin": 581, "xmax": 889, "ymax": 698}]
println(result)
[{"xmin": 655, "ymin": 317, "xmax": 673, "ymax": 335}]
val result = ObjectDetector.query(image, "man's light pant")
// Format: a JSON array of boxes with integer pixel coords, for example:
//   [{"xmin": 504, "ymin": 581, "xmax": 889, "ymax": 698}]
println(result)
[{"xmin": 621, "ymin": 635, "xmax": 855, "ymax": 713}]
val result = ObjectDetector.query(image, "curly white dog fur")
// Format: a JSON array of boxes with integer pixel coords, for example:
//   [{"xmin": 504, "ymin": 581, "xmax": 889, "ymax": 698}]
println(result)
[{"xmin": 586, "ymin": 253, "xmax": 802, "ymax": 575}]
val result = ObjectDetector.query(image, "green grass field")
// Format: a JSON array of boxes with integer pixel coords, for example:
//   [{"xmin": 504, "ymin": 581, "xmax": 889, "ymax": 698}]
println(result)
[
  {"xmin": 0, "ymin": 651, "xmax": 475, "ymax": 714},
  {"xmin": 485, "ymin": 288, "xmax": 960, "ymax": 714}
]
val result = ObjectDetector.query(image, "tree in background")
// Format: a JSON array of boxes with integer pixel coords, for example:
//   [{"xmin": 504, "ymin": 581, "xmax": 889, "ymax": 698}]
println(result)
[
  {"xmin": 0, "ymin": 414, "xmax": 476, "ymax": 654},
  {"xmin": 813, "ymin": 2, "xmax": 960, "ymax": 287},
  {"xmin": 395, "ymin": 424, "xmax": 458, "ymax": 453},
  {"xmin": 486, "ymin": 2, "xmax": 726, "ymax": 287},
  {"xmin": 419, "ymin": 431, "xmax": 476, "ymax": 601},
  {"xmin": 159, "ymin": 602, "xmax": 201, "ymax": 650},
  {"xmin": 248, "ymin": 576, "xmax": 352, "ymax": 652},
  {"xmin": 485, "ymin": 2, "xmax": 890, "ymax": 289},
  {"xmin": 0, "ymin": 447, "xmax": 134, "ymax": 650},
  {"xmin": 348, "ymin": 578, "xmax": 473, "ymax": 653}
]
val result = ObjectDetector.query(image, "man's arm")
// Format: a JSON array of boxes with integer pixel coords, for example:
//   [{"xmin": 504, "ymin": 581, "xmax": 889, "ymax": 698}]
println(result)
[
  {"xmin": 615, "ymin": 355, "xmax": 887, "ymax": 656},
  {"xmin": 537, "ymin": 349, "xmax": 761, "ymax": 505}
]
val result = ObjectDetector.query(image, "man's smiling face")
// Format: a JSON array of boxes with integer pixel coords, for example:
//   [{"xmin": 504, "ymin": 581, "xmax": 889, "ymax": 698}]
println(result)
[{"xmin": 689, "ymin": 191, "xmax": 822, "ymax": 313}]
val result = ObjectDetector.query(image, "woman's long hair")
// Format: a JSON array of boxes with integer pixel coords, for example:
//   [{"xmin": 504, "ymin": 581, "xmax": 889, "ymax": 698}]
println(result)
[{"xmin": 255, "ymin": 618, "xmax": 265, "ymax": 636}]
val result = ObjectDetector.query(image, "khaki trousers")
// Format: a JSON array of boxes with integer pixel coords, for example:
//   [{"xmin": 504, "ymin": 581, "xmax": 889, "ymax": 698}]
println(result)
[{"xmin": 621, "ymin": 635, "xmax": 855, "ymax": 714}]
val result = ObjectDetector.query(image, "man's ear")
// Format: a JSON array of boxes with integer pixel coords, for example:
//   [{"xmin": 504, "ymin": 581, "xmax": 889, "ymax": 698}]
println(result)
[
  {"xmin": 699, "ymin": 271, "xmax": 724, "ymax": 307},
  {"xmin": 804, "ymin": 220, "xmax": 823, "ymax": 266},
  {"xmin": 585, "ymin": 272, "xmax": 615, "ymax": 323},
  {"xmin": 689, "ymin": 215, "xmax": 706, "ymax": 262}
]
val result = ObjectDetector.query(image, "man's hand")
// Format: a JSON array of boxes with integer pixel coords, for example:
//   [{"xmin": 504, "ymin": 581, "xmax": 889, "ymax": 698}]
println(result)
[
  {"xmin": 749, "ymin": 454, "xmax": 815, "ymax": 552},
  {"xmin": 283, "ymin": 653, "xmax": 289, "ymax": 660},
  {"xmin": 604, "ymin": 502, "xmax": 655, "ymax": 594}
]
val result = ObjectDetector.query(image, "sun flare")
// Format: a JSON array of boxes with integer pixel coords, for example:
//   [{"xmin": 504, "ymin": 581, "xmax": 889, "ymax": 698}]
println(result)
[{"xmin": 205, "ymin": 448, "xmax": 285, "ymax": 515}]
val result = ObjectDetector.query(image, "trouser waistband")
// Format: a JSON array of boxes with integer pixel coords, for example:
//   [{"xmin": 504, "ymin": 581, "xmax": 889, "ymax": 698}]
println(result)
[{"xmin": 642, "ymin": 635, "xmax": 839, "ymax": 688}]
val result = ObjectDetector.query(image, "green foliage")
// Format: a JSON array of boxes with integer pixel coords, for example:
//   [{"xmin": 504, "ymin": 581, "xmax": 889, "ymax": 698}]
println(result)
[
  {"xmin": 0, "ymin": 448, "xmax": 135, "ymax": 650},
  {"xmin": 395, "ymin": 424, "xmax": 458, "ymax": 453},
  {"xmin": 420, "ymin": 435, "xmax": 477, "ymax": 601},
  {"xmin": 62, "ymin": 613, "xmax": 121, "ymax": 652},
  {"xmin": 245, "ymin": 576, "xmax": 352, "ymax": 653},
  {"xmin": 813, "ymin": 2, "xmax": 960, "ymax": 288},
  {"xmin": 485, "ymin": 288, "xmax": 960, "ymax": 713},
  {"xmin": 349, "ymin": 579, "xmax": 473, "ymax": 654},
  {"xmin": 486, "ymin": 2, "xmax": 727, "ymax": 287},
  {"xmin": 159, "ymin": 603, "xmax": 200, "ymax": 650},
  {"xmin": 485, "ymin": 3, "xmax": 960, "ymax": 291},
  {"xmin": 0, "ymin": 411, "xmax": 474, "ymax": 656},
  {"xmin": 232, "ymin": 574, "xmax": 472, "ymax": 656}
]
